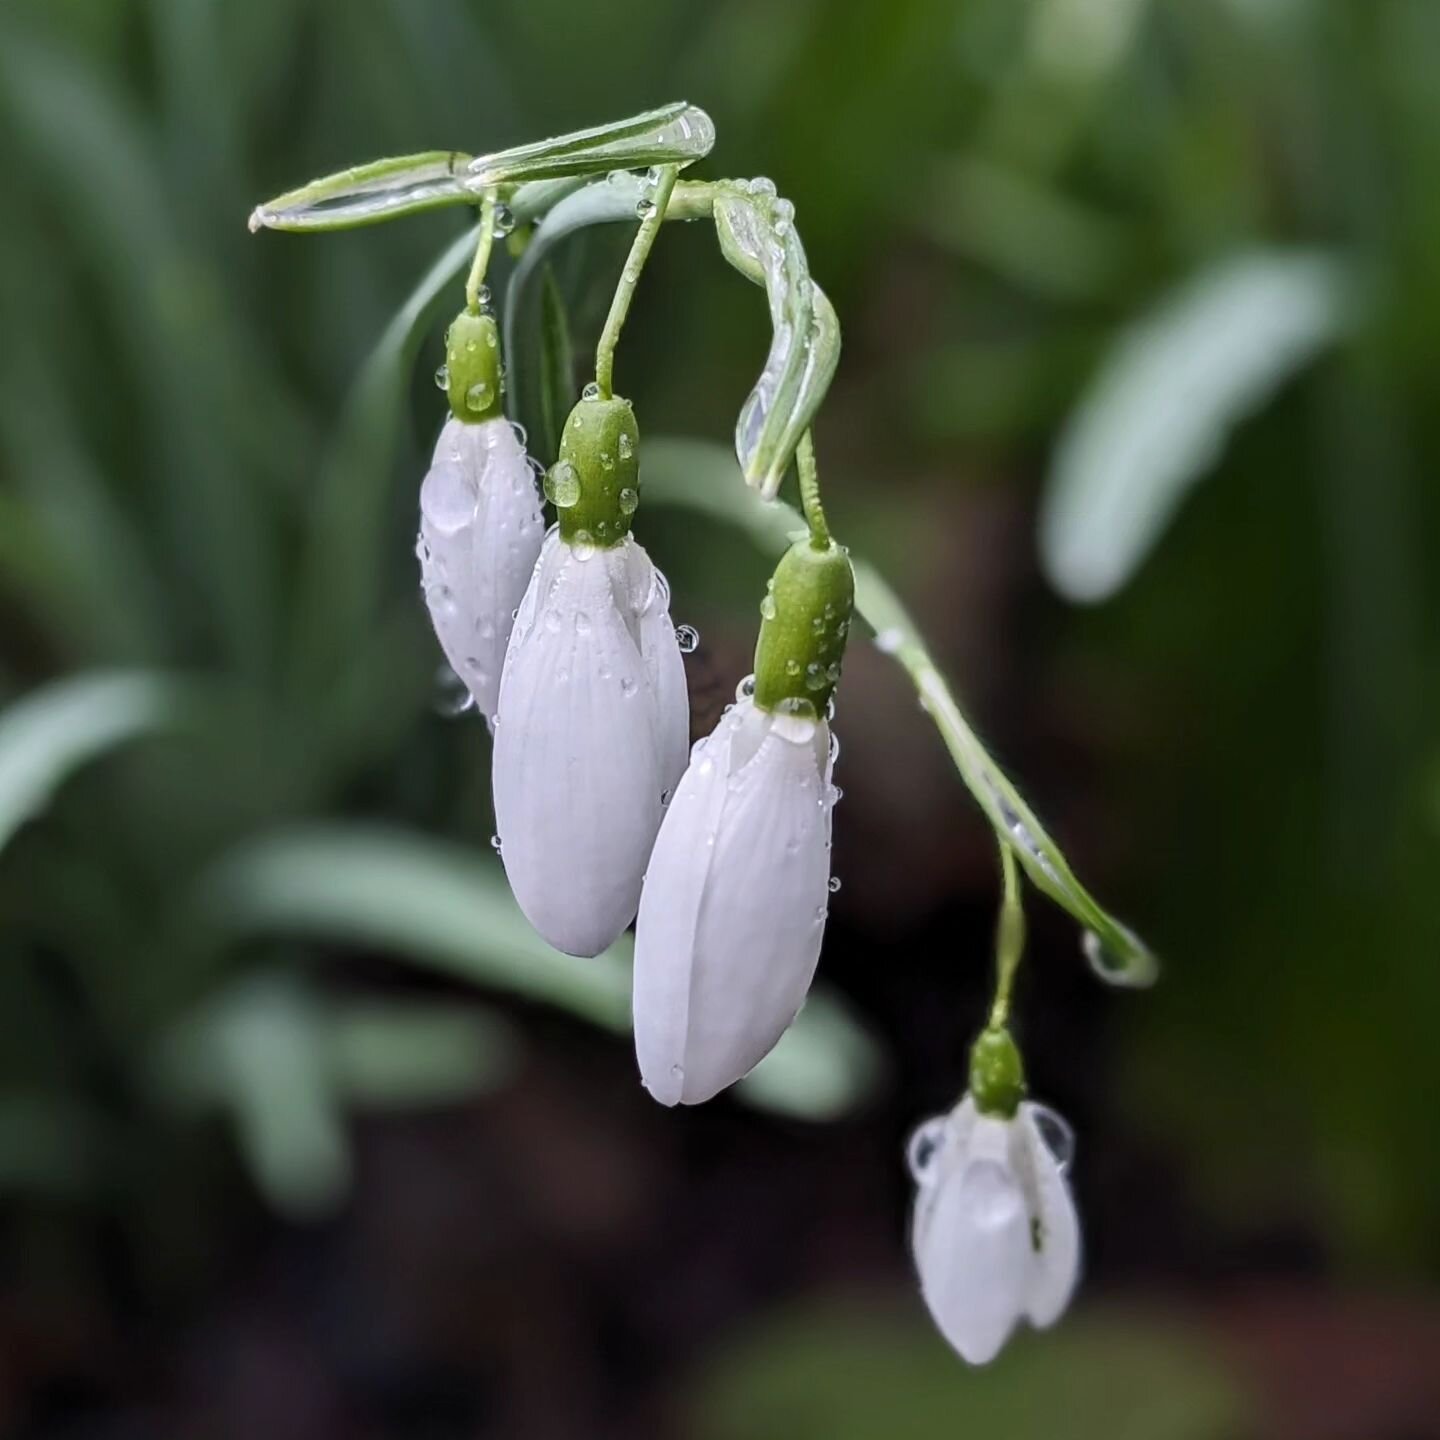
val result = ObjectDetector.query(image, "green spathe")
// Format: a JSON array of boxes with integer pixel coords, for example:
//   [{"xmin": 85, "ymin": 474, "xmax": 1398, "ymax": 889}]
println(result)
[
  {"xmin": 550, "ymin": 395, "xmax": 640, "ymax": 547},
  {"xmin": 970, "ymin": 1026, "xmax": 1025, "ymax": 1119},
  {"xmin": 445, "ymin": 311, "xmax": 504, "ymax": 423},
  {"xmin": 752, "ymin": 539, "xmax": 855, "ymax": 715}
]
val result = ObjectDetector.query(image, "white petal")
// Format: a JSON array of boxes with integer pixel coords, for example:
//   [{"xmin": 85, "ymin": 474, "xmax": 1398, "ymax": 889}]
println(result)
[
  {"xmin": 1015, "ymin": 1101, "xmax": 1082, "ymax": 1329},
  {"xmin": 492, "ymin": 532, "xmax": 662, "ymax": 956},
  {"xmin": 913, "ymin": 1113, "xmax": 1031, "ymax": 1365},
  {"xmin": 632, "ymin": 698, "xmax": 833, "ymax": 1105},
  {"xmin": 418, "ymin": 417, "xmax": 544, "ymax": 719}
]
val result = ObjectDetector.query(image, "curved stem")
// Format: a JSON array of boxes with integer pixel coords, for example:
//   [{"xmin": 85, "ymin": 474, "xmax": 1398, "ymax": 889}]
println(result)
[
  {"xmin": 594, "ymin": 165, "xmax": 677, "ymax": 398},
  {"xmin": 988, "ymin": 842, "xmax": 1026, "ymax": 1030},
  {"xmin": 465, "ymin": 189, "xmax": 498, "ymax": 314},
  {"xmin": 796, "ymin": 430, "xmax": 832, "ymax": 549}
]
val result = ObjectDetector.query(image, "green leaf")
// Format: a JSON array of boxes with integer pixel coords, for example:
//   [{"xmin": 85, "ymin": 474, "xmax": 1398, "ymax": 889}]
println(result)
[
  {"xmin": 0, "ymin": 673, "xmax": 180, "ymax": 856},
  {"xmin": 249, "ymin": 150, "xmax": 477, "ymax": 232},
  {"xmin": 537, "ymin": 264, "xmax": 576, "ymax": 463},
  {"xmin": 467, "ymin": 101, "xmax": 714, "ymax": 186},
  {"xmin": 713, "ymin": 190, "xmax": 842, "ymax": 499},
  {"xmin": 249, "ymin": 104, "xmax": 714, "ymax": 233},
  {"xmin": 1040, "ymin": 250, "xmax": 1350, "ymax": 602},
  {"xmin": 641, "ymin": 437, "xmax": 1157, "ymax": 987}
]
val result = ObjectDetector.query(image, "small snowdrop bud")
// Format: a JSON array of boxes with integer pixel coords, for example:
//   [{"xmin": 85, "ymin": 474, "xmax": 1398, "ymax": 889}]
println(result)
[
  {"xmin": 493, "ymin": 397, "xmax": 688, "ymax": 957},
  {"xmin": 752, "ymin": 538, "xmax": 855, "ymax": 715},
  {"xmin": 632, "ymin": 542, "xmax": 854, "ymax": 1106},
  {"xmin": 908, "ymin": 1061, "xmax": 1081, "ymax": 1365},
  {"xmin": 417, "ymin": 311, "xmax": 543, "ymax": 723},
  {"xmin": 554, "ymin": 393, "xmax": 641, "ymax": 546}
]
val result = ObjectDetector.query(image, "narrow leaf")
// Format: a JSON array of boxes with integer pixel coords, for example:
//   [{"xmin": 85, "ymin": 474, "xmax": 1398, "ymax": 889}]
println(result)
[
  {"xmin": 1040, "ymin": 250, "xmax": 1349, "ymax": 602},
  {"xmin": 467, "ymin": 102, "xmax": 713, "ymax": 186},
  {"xmin": 713, "ymin": 191, "xmax": 841, "ymax": 498},
  {"xmin": 537, "ymin": 264, "xmax": 576, "ymax": 463},
  {"xmin": 0, "ymin": 673, "xmax": 180, "ymax": 855},
  {"xmin": 249, "ymin": 151, "xmax": 477, "ymax": 233}
]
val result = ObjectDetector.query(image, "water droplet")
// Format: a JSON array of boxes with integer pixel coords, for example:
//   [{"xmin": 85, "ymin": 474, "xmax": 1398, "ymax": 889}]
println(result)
[
  {"xmin": 571, "ymin": 530, "xmax": 596, "ymax": 560},
  {"xmin": 600, "ymin": 452, "xmax": 615, "ymax": 472},
  {"xmin": 433, "ymin": 665, "xmax": 474, "ymax": 718},
  {"xmin": 492, "ymin": 204, "xmax": 515, "ymax": 236},
  {"xmin": 596, "ymin": 520, "xmax": 609, "ymax": 537},
  {"xmin": 805, "ymin": 662, "xmax": 826, "ymax": 691},
  {"xmin": 465, "ymin": 380, "xmax": 492, "ymax": 412},
  {"xmin": 675, "ymin": 624, "xmax": 699, "ymax": 654},
  {"xmin": 1029, "ymin": 1105, "xmax": 1075, "ymax": 1173},
  {"xmin": 748, "ymin": 176, "xmax": 778, "ymax": 198},
  {"xmin": 433, "ymin": 363, "xmax": 450, "ymax": 390},
  {"xmin": 489, "ymin": 834, "xmax": 502, "ymax": 852},
  {"xmin": 828, "ymin": 875, "xmax": 842, "ymax": 894},
  {"xmin": 582, "ymin": 380, "xmax": 601, "ymax": 401},
  {"xmin": 874, "ymin": 627, "xmax": 904, "ymax": 655},
  {"xmin": 826, "ymin": 662, "xmax": 842, "ymax": 683},
  {"xmin": 784, "ymin": 658, "xmax": 800, "ymax": 676},
  {"xmin": 906, "ymin": 1117, "xmax": 948, "ymax": 1184},
  {"xmin": 644, "ymin": 165, "xmax": 662, "ymax": 185},
  {"xmin": 811, "ymin": 615, "xmax": 825, "ymax": 633},
  {"xmin": 620, "ymin": 676, "xmax": 638, "ymax": 698},
  {"xmin": 509, "ymin": 420, "xmax": 526, "ymax": 444},
  {"xmin": 760, "ymin": 595, "xmax": 778, "ymax": 621},
  {"xmin": 618, "ymin": 432, "xmax": 634, "ymax": 460},
  {"xmin": 543, "ymin": 608, "xmax": 562, "ymax": 634},
  {"xmin": 574, "ymin": 611, "xmax": 591, "ymax": 636},
  {"xmin": 618, "ymin": 487, "xmax": 639, "ymax": 516},
  {"xmin": 635, "ymin": 197, "xmax": 658, "ymax": 220},
  {"xmin": 544, "ymin": 461, "xmax": 581, "ymax": 508},
  {"xmin": 474, "ymin": 283, "xmax": 491, "ymax": 309}
]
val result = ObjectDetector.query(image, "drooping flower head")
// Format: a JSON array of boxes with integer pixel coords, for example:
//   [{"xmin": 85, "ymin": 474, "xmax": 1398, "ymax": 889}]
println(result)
[
  {"xmin": 633, "ymin": 534, "xmax": 854, "ymax": 1104},
  {"xmin": 908, "ymin": 1028, "xmax": 1081, "ymax": 1365},
  {"xmin": 417, "ymin": 310, "xmax": 545, "ymax": 722},
  {"xmin": 492, "ymin": 393, "xmax": 688, "ymax": 957}
]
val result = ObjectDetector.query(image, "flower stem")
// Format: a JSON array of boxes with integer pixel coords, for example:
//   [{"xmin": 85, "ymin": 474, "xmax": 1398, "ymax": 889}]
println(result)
[
  {"xmin": 796, "ymin": 431, "xmax": 832, "ymax": 550},
  {"xmin": 465, "ymin": 189, "xmax": 498, "ymax": 314},
  {"xmin": 594, "ymin": 164, "xmax": 678, "ymax": 399},
  {"xmin": 988, "ymin": 841, "xmax": 1025, "ymax": 1030}
]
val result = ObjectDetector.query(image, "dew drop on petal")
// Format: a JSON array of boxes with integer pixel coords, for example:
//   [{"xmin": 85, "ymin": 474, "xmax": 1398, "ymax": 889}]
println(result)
[
  {"xmin": 574, "ymin": 610, "xmax": 591, "ymax": 636},
  {"xmin": 433, "ymin": 665, "xmax": 474, "ymax": 718},
  {"xmin": 618, "ymin": 487, "xmax": 639, "ymax": 516},
  {"xmin": 433, "ymin": 363, "xmax": 450, "ymax": 390},
  {"xmin": 736, "ymin": 674, "xmax": 756, "ymax": 701},
  {"xmin": 1029, "ymin": 1104, "xmax": 1076, "ymax": 1173},
  {"xmin": 571, "ymin": 530, "xmax": 596, "ymax": 560},
  {"xmin": 828, "ymin": 875, "xmax": 842, "ymax": 894},
  {"xmin": 489, "ymin": 834, "xmax": 503, "ymax": 852},
  {"xmin": 543, "ymin": 608, "xmax": 562, "ymax": 634},
  {"xmin": 760, "ymin": 595, "xmax": 778, "ymax": 621},
  {"xmin": 675, "ymin": 624, "xmax": 699, "ymax": 654},
  {"xmin": 582, "ymin": 380, "xmax": 601, "ymax": 401},
  {"xmin": 906, "ymin": 1117, "xmax": 948, "ymax": 1185}
]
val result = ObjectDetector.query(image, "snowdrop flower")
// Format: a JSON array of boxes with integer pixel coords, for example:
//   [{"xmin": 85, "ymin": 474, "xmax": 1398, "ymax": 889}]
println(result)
[
  {"xmin": 907, "ymin": 1030, "xmax": 1081, "ymax": 1365},
  {"xmin": 633, "ymin": 536, "xmax": 854, "ymax": 1105},
  {"xmin": 417, "ymin": 311, "xmax": 544, "ymax": 722},
  {"xmin": 492, "ymin": 393, "xmax": 688, "ymax": 957}
]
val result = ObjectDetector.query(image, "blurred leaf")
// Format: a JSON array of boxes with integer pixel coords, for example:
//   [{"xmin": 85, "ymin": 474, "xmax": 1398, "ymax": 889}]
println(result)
[
  {"xmin": 713, "ymin": 190, "xmax": 841, "ymax": 498},
  {"xmin": 0, "ymin": 1094, "xmax": 104, "ymax": 1196},
  {"xmin": 691, "ymin": 1301, "xmax": 1252, "ymax": 1440},
  {"xmin": 536, "ymin": 264, "xmax": 576, "ymax": 463},
  {"xmin": 1040, "ymin": 250, "xmax": 1350, "ymax": 602},
  {"xmin": 193, "ymin": 824, "xmax": 880, "ymax": 1119},
  {"xmin": 0, "ymin": 673, "xmax": 179, "ymax": 855},
  {"xmin": 194, "ymin": 825, "xmax": 633, "ymax": 1030},
  {"xmin": 158, "ymin": 973, "xmax": 349, "ymax": 1218},
  {"xmin": 330, "ymin": 999, "xmax": 517, "ymax": 1107},
  {"xmin": 736, "ymin": 988, "xmax": 881, "ymax": 1121},
  {"xmin": 642, "ymin": 438, "xmax": 1156, "ymax": 986}
]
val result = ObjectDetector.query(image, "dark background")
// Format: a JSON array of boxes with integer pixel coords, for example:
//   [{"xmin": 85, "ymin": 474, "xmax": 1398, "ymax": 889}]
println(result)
[{"xmin": 1, "ymin": 1, "xmax": 1438, "ymax": 1436}]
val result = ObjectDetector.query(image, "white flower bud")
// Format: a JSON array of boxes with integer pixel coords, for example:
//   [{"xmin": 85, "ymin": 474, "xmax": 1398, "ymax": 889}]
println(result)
[
  {"xmin": 908, "ymin": 1095, "xmax": 1081, "ymax": 1365},
  {"xmin": 632, "ymin": 689, "xmax": 837, "ymax": 1105},
  {"xmin": 417, "ymin": 416, "xmax": 545, "ymax": 722},
  {"xmin": 492, "ymin": 528, "xmax": 687, "ymax": 957}
]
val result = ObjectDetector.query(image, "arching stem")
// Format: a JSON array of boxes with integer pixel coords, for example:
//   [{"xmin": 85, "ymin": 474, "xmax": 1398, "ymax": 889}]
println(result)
[
  {"xmin": 796, "ymin": 431, "xmax": 832, "ymax": 550},
  {"xmin": 465, "ymin": 189, "xmax": 499, "ymax": 314},
  {"xmin": 988, "ymin": 841, "xmax": 1026, "ymax": 1031},
  {"xmin": 594, "ymin": 165, "xmax": 677, "ymax": 398}
]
